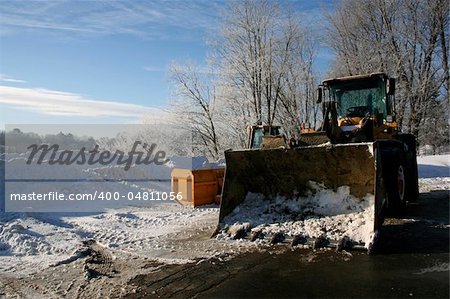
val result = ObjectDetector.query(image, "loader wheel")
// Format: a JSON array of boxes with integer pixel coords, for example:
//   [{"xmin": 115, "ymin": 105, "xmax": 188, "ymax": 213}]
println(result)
[
  {"xmin": 397, "ymin": 133, "xmax": 419, "ymax": 202},
  {"xmin": 397, "ymin": 164, "xmax": 406, "ymax": 204},
  {"xmin": 388, "ymin": 162, "xmax": 406, "ymax": 212}
]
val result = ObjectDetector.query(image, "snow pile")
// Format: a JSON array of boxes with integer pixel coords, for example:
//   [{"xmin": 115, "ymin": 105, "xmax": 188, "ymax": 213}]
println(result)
[
  {"xmin": 415, "ymin": 262, "xmax": 450, "ymax": 275},
  {"xmin": 218, "ymin": 182, "xmax": 375, "ymax": 247},
  {"xmin": 0, "ymin": 218, "xmax": 78, "ymax": 256}
]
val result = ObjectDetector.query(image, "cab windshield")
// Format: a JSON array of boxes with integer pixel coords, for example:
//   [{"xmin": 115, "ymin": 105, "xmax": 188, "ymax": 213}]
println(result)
[{"xmin": 330, "ymin": 79, "xmax": 386, "ymax": 120}]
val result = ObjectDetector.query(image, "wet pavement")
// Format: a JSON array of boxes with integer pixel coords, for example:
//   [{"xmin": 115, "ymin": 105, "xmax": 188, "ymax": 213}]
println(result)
[{"xmin": 196, "ymin": 248, "xmax": 448, "ymax": 298}]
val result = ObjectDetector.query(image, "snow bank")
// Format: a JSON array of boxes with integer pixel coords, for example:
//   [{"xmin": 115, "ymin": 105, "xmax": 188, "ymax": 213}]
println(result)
[
  {"xmin": 417, "ymin": 154, "xmax": 450, "ymax": 179},
  {"xmin": 417, "ymin": 154, "xmax": 450, "ymax": 191},
  {"xmin": 218, "ymin": 182, "xmax": 375, "ymax": 247}
]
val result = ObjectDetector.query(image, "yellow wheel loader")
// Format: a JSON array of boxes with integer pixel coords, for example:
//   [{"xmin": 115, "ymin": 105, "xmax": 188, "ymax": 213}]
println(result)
[{"xmin": 216, "ymin": 73, "xmax": 419, "ymax": 252}]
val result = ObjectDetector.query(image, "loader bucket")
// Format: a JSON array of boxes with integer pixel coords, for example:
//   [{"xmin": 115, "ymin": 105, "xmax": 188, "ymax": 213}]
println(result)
[{"xmin": 217, "ymin": 142, "xmax": 386, "ymax": 248}]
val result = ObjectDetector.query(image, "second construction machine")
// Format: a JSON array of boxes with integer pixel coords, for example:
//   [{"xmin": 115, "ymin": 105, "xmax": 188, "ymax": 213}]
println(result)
[{"xmin": 217, "ymin": 73, "xmax": 419, "ymax": 249}]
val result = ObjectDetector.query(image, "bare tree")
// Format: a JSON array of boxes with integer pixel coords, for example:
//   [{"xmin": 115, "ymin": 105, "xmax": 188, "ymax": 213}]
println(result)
[{"xmin": 419, "ymin": 100, "xmax": 450, "ymax": 154}]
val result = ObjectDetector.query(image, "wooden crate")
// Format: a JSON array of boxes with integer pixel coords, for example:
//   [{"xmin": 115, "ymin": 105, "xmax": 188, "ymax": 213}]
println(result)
[{"xmin": 171, "ymin": 167, "xmax": 225, "ymax": 207}]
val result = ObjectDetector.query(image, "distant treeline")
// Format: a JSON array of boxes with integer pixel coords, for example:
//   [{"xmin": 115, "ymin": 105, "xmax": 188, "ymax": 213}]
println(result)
[
  {"xmin": 0, "ymin": 126, "xmax": 192, "ymax": 157},
  {"xmin": 0, "ymin": 129, "xmax": 96, "ymax": 153}
]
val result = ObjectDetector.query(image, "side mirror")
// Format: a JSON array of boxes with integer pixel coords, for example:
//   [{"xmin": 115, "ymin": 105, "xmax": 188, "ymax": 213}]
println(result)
[
  {"xmin": 317, "ymin": 87, "xmax": 323, "ymax": 103},
  {"xmin": 386, "ymin": 78, "xmax": 395, "ymax": 95}
]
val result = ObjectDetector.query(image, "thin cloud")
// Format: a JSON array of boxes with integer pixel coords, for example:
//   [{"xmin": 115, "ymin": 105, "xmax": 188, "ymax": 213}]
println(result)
[
  {"xmin": 0, "ymin": 1, "xmax": 222, "ymax": 40},
  {"xmin": 0, "ymin": 74, "xmax": 27, "ymax": 84},
  {"xmin": 0, "ymin": 85, "xmax": 167, "ymax": 120}
]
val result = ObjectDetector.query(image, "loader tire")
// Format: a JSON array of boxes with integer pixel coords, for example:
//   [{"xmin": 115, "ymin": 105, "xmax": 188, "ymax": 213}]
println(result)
[
  {"xmin": 404, "ymin": 169, "xmax": 418, "ymax": 202},
  {"xmin": 403, "ymin": 151, "xmax": 419, "ymax": 203},
  {"xmin": 387, "ymin": 161, "xmax": 407, "ymax": 213},
  {"xmin": 397, "ymin": 134, "xmax": 419, "ymax": 202}
]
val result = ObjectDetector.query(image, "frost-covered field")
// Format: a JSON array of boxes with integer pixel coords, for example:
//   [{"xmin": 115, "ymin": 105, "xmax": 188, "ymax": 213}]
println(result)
[
  {"xmin": 0, "ymin": 203, "xmax": 222, "ymax": 275},
  {"xmin": 0, "ymin": 154, "xmax": 448, "ymax": 275},
  {"xmin": 0, "ymin": 155, "xmax": 227, "ymax": 275}
]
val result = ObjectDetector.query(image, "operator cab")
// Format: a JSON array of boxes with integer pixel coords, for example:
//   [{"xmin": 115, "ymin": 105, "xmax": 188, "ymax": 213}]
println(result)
[
  {"xmin": 317, "ymin": 73, "xmax": 397, "ymax": 143},
  {"xmin": 248, "ymin": 125, "xmax": 284, "ymax": 149}
]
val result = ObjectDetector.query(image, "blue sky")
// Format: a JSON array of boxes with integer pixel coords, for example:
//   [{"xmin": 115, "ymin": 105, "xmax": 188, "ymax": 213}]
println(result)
[{"xmin": 0, "ymin": 0, "xmax": 336, "ymax": 129}]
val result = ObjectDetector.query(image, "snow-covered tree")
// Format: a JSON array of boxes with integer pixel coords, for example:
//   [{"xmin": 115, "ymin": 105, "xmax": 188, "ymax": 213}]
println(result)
[
  {"xmin": 326, "ymin": 0, "xmax": 449, "ymax": 145},
  {"xmin": 169, "ymin": 62, "xmax": 221, "ymax": 160},
  {"xmin": 168, "ymin": 0, "xmax": 322, "ymax": 156}
]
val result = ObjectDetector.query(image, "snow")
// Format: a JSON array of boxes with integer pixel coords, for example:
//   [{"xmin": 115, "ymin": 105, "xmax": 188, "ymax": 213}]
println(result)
[
  {"xmin": 417, "ymin": 154, "xmax": 450, "ymax": 191},
  {"xmin": 0, "ymin": 203, "xmax": 222, "ymax": 274},
  {"xmin": 217, "ymin": 155, "xmax": 450, "ymax": 247},
  {"xmin": 414, "ymin": 262, "xmax": 450, "ymax": 275},
  {"xmin": 3, "ymin": 153, "xmax": 224, "ymax": 213},
  {"xmin": 0, "ymin": 154, "xmax": 449, "ymax": 275},
  {"xmin": 0, "ymin": 153, "xmax": 230, "ymax": 274},
  {"xmin": 217, "ymin": 183, "xmax": 375, "ymax": 247}
]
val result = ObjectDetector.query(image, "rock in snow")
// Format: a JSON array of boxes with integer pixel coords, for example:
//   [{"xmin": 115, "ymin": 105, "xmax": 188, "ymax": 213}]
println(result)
[
  {"xmin": 291, "ymin": 235, "xmax": 308, "ymax": 247},
  {"xmin": 227, "ymin": 223, "xmax": 250, "ymax": 240},
  {"xmin": 249, "ymin": 230, "xmax": 264, "ymax": 242},
  {"xmin": 312, "ymin": 235, "xmax": 330, "ymax": 249},
  {"xmin": 336, "ymin": 236, "xmax": 353, "ymax": 252},
  {"xmin": 270, "ymin": 232, "xmax": 285, "ymax": 244}
]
